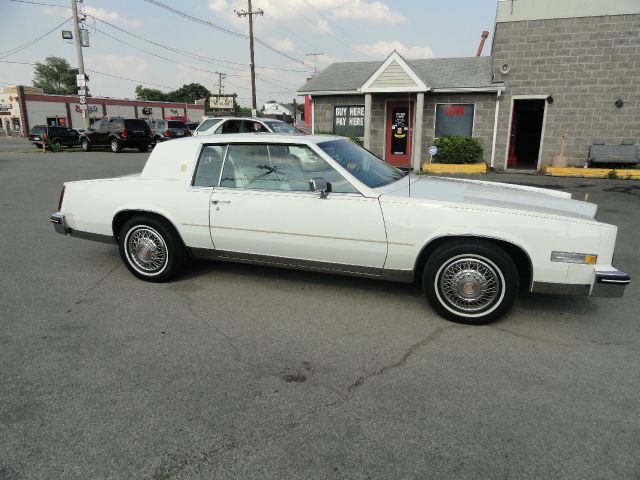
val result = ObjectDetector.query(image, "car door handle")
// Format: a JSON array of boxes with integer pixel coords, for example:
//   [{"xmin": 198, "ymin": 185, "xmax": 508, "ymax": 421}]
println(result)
[{"xmin": 211, "ymin": 199, "xmax": 231, "ymax": 205}]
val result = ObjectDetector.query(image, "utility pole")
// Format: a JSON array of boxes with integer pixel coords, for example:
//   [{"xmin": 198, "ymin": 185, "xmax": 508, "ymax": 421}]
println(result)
[
  {"xmin": 71, "ymin": 0, "xmax": 90, "ymax": 129},
  {"xmin": 305, "ymin": 52, "xmax": 324, "ymax": 76},
  {"xmin": 215, "ymin": 72, "xmax": 226, "ymax": 95},
  {"xmin": 235, "ymin": 0, "xmax": 263, "ymax": 114}
]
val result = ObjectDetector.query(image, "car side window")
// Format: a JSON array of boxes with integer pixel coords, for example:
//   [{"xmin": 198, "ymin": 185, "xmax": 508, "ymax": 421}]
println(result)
[
  {"xmin": 196, "ymin": 118, "xmax": 219, "ymax": 132},
  {"xmin": 218, "ymin": 120, "xmax": 241, "ymax": 134},
  {"xmin": 193, "ymin": 145, "xmax": 226, "ymax": 188},
  {"xmin": 219, "ymin": 144, "xmax": 358, "ymax": 193}
]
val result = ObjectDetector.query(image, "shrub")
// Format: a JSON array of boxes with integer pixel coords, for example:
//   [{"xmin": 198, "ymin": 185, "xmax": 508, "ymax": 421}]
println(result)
[{"xmin": 433, "ymin": 135, "xmax": 483, "ymax": 164}]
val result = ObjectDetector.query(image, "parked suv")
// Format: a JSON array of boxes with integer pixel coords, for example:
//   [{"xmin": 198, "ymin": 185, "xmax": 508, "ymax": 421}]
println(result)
[
  {"xmin": 193, "ymin": 117, "xmax": 302, "ymax": 136},
  {"xmin": 147, "ymin": 119, "xmax": 191, "ymax": 145},
  {"xmin": 28, "ymin": 125, "xmax": 80, "ymax": 149},
  {"xmin": 80, "ymin": 117, "xmax": 153, "ymax": 153}
]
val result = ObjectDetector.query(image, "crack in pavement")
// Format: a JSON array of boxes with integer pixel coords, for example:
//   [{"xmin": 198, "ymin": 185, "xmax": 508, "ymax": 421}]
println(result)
[
  {"xmin": 67, "ymin": 263, "xmax": 121, "ymax": 311},
  {"xmin": 346, "ymin": 324, "xmax": 461, "ymax": 394},
  {"xmin": 179, "ymin": 292, "xmax": 244, "ymax": 364},
  {"xmin": 491, "ymin": 326, "xmax": 640, "ymax": 353}
]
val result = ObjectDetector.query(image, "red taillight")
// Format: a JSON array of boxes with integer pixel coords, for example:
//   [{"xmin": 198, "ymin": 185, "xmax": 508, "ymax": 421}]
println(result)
[
  {"xmin": 120, "ymin": 129, "xmax": 127, "ymax": 139},
  {"xmin": 57, "ymin": 185, "xmax": 66, "ymax": 211},
  {"xmin": 164, "ymin": 130, "xmax": 170, "ymax": 137},
  {"xmin": 42, "ymin": 133, "xmax": 48, "ymax": 140}
]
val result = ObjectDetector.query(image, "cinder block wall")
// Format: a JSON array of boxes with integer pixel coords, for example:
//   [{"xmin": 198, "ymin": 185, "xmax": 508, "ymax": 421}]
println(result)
[
  {"xmin": 312, "ymin": 95, "xmax": 365, "ymax": 134},
  {"xmin": 492, "ymin": 14, "xmax": 640, "ymax": 168},
  {"xmin": 314, "ymin": 93, "xmax": 497, "ymax": 163},
  {"xmin": 423, "ymin": 93, "xmax": 497, "ymax": 165}
]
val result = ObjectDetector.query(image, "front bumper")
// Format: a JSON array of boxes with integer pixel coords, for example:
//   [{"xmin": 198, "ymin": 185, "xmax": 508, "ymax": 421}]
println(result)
[
  {"xmin": 591, "ymin": 270, "xmax": 631, "ymax": 298},
  {"xmin": 50, "ymin": 212, "xmax": 68, "ymax": 235},
  {"xmin": 532, "ymin": 268, "xmax": 630, "ymax": 298}
]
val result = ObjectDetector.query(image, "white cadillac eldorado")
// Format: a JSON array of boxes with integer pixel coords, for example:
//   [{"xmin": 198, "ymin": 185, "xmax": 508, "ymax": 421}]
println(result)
[{"xmin": 50, "ymin": 134, "xmax": 630, "ymax": 324}]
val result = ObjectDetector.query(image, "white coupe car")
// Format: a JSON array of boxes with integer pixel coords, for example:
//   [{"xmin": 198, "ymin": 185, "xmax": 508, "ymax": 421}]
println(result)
[{"xmin": 50, "ymin": 134, "xmax": 630, "ymax": 324}]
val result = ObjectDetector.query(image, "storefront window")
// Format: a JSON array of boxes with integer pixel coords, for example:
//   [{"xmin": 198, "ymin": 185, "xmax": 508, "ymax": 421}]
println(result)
[
  {"xmin": 434, "ymin": 103, "xmax": 474, "ymax": 138},
  {"xmin": 332, "ymin": 105, "xmax": 365, "ymax": 137}
]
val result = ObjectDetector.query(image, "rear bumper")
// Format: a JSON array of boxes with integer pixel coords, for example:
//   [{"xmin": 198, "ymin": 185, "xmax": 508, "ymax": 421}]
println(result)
[
  {"xmin": 50, "ymin": 212, "xmax": 68, "ymax": 235},
  {"xmin": 531, "ymin": 268, "xmax": 630, "ymax": 298},
  {"xmin": 591, "ymin": 270, "xmax": 631, "ymax": 298}
]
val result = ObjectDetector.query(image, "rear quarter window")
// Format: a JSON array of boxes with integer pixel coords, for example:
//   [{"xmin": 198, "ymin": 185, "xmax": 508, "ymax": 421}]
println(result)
[
  {"xmin": 196, "ymin": 118, "xmax": 222, "ymax": 132},
  {"xmin": 125, "ymin": 119, "xmax": 150, "ymax": 130}
]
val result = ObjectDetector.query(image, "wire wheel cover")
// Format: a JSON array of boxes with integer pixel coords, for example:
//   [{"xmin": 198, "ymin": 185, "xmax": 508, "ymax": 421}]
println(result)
[
  {"xmin": 126, "ymin": 227, "xmax": 167, "ymax": 273},
  {"xmin": 438, "ymin": 257, "xmax": 501, "ymax": 313}
]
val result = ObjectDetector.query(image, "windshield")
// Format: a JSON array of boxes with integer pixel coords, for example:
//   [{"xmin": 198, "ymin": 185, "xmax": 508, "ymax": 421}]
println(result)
[
  {"xmin": 317, "ymin": 139, "xmax": 406, "ymax": 188},
  {"xmin": 264, "ymin": 121, "xmax": 298, "ymax": 134}
]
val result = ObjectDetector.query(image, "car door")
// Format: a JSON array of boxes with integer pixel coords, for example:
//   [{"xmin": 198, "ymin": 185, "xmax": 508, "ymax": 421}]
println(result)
[
  {"xmin": 92, "ymin": 120, "xmax": 109, "ymax": 145},
  {"xmin": 208, "ymin": 142, "xmax": 388, "ymax": 274}
]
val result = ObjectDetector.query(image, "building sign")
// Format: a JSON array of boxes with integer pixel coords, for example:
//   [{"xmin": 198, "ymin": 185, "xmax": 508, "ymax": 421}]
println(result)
[
  {"xmin": 390, "ymin": 107, "xmax": 408, "ymax": 155},
  {"xmin": 142, "ymin": 107, "xmax": 153, "ymax": 116},
  {"xmin": 434, "ymin": 103, "xmax": 474, "ymax": 137},
  {"xmin": 210, "ymin": 96, "xmax": 235, "ymax": 110},
  {"xmin": 75, "ymin": 104, "xmax": 98, "ymax": 113},
  {"xmin": 0, "ymin": 103, "xmax": 12, "ymax": 115},
  {"xmin": 333, "ymin": 105, "xmax": 365, "ymax": 137}
]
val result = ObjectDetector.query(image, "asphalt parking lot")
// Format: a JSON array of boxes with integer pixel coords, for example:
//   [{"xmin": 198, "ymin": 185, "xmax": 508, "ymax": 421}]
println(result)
[{"xmin": 1, "ymin": 143, "xmax": 639, "ymax": 479}]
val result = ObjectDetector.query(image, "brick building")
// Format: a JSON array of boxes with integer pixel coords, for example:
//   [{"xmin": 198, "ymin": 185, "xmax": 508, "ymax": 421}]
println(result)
[
  {"xmin": 298, "ymin": 0, "xmax": 639, "ymax": 171},
  {"xmin": 0, "ymin": 85, "xmax": 205, "ymax": 137}
]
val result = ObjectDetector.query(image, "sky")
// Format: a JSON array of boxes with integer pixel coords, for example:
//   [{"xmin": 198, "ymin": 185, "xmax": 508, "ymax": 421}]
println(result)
[{"xmin": 0, "ymin": 0, "xmax": 497, "ymax": 107}]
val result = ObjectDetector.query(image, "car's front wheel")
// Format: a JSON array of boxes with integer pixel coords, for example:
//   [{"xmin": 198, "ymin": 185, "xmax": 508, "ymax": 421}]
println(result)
[
  {"xmin": 81, "ymin": 138, "xmax": 91, "ymax": 152},
  {"xmin": 110, "ymin": 138, "xmax": 122, "ymax": 153},
  {"xmin": 118, "ymin": 216, "xmax": 186, "ymax": 282},
  {"xmin": 423, "ymin": 240, "xmax": 518, "ymax": 325}
]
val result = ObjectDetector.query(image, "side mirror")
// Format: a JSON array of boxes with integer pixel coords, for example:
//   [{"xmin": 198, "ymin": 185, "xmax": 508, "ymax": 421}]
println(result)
[{"xmin": 309, "ymin": 177, "xmax": 331, "ymax": 198}]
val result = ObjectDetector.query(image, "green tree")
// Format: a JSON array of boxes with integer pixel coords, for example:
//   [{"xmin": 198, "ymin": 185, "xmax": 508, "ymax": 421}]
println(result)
[
  {"xmin": 33, "ymin": 56, "xmax": 78, "ymax": 95},
  {"xmin": 168, "ymin": 83, "xmax": 211, "ymax": 103},
  {"xmin": 135, "ymin": 85, "xmax": 167, "ymax": 101}
]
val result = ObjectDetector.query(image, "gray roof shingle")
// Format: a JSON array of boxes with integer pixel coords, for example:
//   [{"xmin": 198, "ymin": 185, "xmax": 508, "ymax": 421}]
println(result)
[{"xmin": 298, "ymin": 56, "xmax": 499, "ymax": 93}]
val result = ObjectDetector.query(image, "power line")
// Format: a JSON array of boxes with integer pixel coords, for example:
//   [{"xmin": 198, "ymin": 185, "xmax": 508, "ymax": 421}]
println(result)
[
  {"xmin": 141, "ymin": 0, "xmax": 312, "ymax": 69},
  {"xmin": 91, "ymin": 16, "xmax": 309, "ymax": 74},
  {"xmin": 0, "ymin": 17, "xmax": 71, "ymax": 59},
  {"xmin": 6, "ymin": 0, "xmax": 69, "ymax": 7},
  {"xmin": 0, "ymin": 60, "xmax": 178, "ymax": 90},
  {"xmin": 297, "ymin": 0, "xmax": 377, "ymax": 60}
]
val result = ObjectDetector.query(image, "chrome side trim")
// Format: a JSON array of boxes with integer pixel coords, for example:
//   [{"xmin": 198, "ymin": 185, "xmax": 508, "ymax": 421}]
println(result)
[
  {"xmin": 190, "ymin": 248, "xmax": 413, "ymax": 283},
  {"xmin": 531, "ymin": 282, "xmax": 591, "ymax": 296},
  {"xmin": 212, "ymin": 225, "xmax": 388, "ymax": 245},
  {"xmin": 69, "ymin": 230, "xmax": 116, "ymax": 244}
]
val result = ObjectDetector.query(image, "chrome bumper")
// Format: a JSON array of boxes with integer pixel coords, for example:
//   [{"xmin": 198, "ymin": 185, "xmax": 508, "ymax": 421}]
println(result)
[
  {"xmin": 591, "ymin": 270, "xmax": 631, "ymax": 298},
  {"xmin": 50, "ymin": 212, "xmax": 68, "ymax": 235},
  {"xmin": 531, "ymin": 269, "xmax": 630, "ymax": 298}
]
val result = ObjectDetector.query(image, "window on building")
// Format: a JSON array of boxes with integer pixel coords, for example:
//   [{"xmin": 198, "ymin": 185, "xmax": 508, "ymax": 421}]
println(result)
[{"xmin": 434, "ymin": 103, "xmax": 475, "ymax": 138}]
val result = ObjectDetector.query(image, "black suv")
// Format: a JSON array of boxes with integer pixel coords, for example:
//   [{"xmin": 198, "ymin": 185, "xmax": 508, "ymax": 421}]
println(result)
[
  {"xmin": 80, "ymin": 118, "xmax": 153, "ymax": 153},
  {"xmin": 28, "ymin": 125, "xmax": 80, "ymax": 149}
]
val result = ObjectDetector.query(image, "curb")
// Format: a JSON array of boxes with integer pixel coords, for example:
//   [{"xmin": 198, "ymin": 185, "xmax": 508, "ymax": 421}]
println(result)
[
  {"xmin": 541, "ymin": 164, "xmax": 640, "ymax": 179},
  {"xmin": 422, "ymin": 163, "xmax": 487, "ymax": 174}
]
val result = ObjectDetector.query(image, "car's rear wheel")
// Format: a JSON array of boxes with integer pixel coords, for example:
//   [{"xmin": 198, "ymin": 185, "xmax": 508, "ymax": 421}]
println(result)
[
  {"xmin": 118, "ymin": 216, "xmax": 186, "ymax": 282},
  {"xmin": 423, "ymin": 240, "xmax": 518, "ymax": 325},
  {"xmin": 81, "ymin": 138, "xmax": 91, "ymax": 152},
  {"xmin": 110, "ymin": 138, "xmax": 122, "ymax": 153},
  {"xmin": 50, "ymin": 139, "xmax": 62, "ymax": 151}
]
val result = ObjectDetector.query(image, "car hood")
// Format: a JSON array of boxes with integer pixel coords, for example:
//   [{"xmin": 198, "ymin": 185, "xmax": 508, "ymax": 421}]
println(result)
[{"xmin": 375, "ymin": 174, "xmax": 598, "ymax": 220}]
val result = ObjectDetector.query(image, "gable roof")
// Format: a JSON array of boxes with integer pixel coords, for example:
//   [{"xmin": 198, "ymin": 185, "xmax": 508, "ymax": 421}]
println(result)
[
  {"xmin": 298, "ymin": 56, "xmax": 501, "ymax": 94},
  {"xmin": 361, "ymin": 51, "xmax": 428, "ymax": 93}
]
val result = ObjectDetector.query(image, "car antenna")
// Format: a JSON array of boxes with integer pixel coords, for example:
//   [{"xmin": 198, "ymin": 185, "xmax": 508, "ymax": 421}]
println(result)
[{"xmin": 408, "ymin": 91, "xmax": 412, "ymax": 198}]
